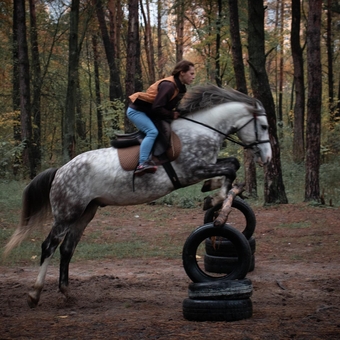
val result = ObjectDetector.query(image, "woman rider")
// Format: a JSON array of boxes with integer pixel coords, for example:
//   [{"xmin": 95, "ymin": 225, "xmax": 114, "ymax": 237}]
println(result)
[{"xmin": 127, "ymin": 60, "xmax": 195, "ymax": 176}]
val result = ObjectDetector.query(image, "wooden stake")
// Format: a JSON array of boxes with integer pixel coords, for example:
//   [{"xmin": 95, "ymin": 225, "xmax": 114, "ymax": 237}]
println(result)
[{"xmin": 213, "ymin": 183, "xmax": 245, "ymax": 227}]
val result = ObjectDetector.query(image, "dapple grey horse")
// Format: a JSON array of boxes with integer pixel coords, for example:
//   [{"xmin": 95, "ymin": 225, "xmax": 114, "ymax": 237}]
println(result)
[{"xmin": 4, "ymin": 85, "xmax": 272, "ymax": 307}]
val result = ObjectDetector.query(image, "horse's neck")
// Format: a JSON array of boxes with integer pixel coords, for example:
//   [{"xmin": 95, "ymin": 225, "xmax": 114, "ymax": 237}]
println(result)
[{"xmin": 187, "ymin": 103, "xmax": 245, "ymax": 132}]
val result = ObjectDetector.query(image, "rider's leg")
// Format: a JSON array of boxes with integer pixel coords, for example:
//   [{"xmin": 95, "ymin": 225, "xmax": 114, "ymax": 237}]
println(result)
[{"xmin": 127, "ymin": 107, "xmax": 158, "ymax": 174}]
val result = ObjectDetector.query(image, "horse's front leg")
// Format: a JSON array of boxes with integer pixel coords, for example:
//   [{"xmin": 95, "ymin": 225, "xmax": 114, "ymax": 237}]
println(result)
[
  {"xmin": 194, "ymin": 157, "xmax": 240, "ymax": 210},
  {"xmin": 202, "ymin": 176, "xmax": 233, "ymax": 210},
  {"xmin": 194, "ymin": 157, "xmax": 240, "ymax": 178}
]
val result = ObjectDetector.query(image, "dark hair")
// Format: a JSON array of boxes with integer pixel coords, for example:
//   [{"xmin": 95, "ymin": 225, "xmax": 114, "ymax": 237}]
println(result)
[{"xmin": 172, "ymin": 60, "xmax": 194, "ymax": 76}]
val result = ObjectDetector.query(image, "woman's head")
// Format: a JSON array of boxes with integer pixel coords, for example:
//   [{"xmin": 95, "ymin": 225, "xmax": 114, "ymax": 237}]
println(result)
[{"xmin": 172, "ymin": 60, "xmax": 195, "ymax": 85}]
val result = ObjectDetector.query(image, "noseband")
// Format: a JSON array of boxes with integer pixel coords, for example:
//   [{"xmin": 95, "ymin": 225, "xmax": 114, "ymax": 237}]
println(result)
[
  {"xmin": 239, "ymin": 114, "xmax": 271, "ymax": 149},
  {"xmin": 179, "ymin": 113, "xmax": 270, "ymax": 150}
]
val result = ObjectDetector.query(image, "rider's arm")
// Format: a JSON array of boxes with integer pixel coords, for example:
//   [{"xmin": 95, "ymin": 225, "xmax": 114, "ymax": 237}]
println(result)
[{"xmin": 152, "ymin": 81, "xmax": 179, "ymax": 119}]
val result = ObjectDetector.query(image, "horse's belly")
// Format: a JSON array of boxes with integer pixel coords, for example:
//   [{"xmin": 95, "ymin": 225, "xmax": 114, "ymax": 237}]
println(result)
[{"xmin": 98, "ymin": 177, "xmax": 174, "ymax": 206}]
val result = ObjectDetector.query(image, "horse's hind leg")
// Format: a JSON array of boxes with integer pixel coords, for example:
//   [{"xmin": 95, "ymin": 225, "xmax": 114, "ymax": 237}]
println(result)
[
  {"xmin": 59, "ymin": 202, "xmax": 98, "ymax": 299},
  {"xmin": 28, "ymin": 222, "xmax": 69, "ymax": 308}
]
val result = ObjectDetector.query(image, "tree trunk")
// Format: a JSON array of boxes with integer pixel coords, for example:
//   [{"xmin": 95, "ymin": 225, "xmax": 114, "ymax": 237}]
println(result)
[
  {"xmin": 29, "ymin": 0, "xmax": 41, "ymax": 175},
  {"xmin": 278, "ymin": 0, "xmax": 284, "ymax": 132},
  {"xmin": 326, "ymin": 0, "xmax": 335, "ymax": 124},
  {"xmin": 63, "ymin": 0, "xmax": 80, "ymax": 162},
  {"xmin": 140, "ymin": 0, "xmax": 156, "ymax": 84},
  {"xmin": 228, "ymin": 0, "xmax": 257, "ymax": 197},
  {"xmin": 337, "ymin": 72, "xmax": 340, "ymax": 115},
  {"xmin": 12, "ymin": 5, "xmax": 20, "ymax": 112},
  {"xmin": 305, "ymin": 0, "xmax": 322, "ymax": 201},
  {"xmin": 12, "ymin": 0, "xmax": 21, "ymax": 176},
  {"xmin": 92, "ymin": 34, "xmax": 103, "ymax": 148},
  {"xmin": 176, "ymin": 0, "xmax": 184, "ymax": 62},
  {"xmin": 76, "ymin": 74, "xmax": 86, "ymax": 142},
  {"xmin": 108, "ymin": 0, "xmax": 122, "ymax": 63},
  {"xmin": 94, "ymin": 0, "xmax": 123, "ymax": 101},
  {"xmin": 125, "ymin": 0, "xmax": 142, "ymax": 133},
  {"xmin": 157, "ymin": 0, "xmax": 165, "ymax": 78},
  {"xmin": 16, "ymin": 0, "xmax": 34, "ymax": 178},
  {"xmin": 215, "ymin": 0, "xmax": 222, "ymax": 87},
  {"xmin": 228, "ymin": 0, "xmax": 247, "ymax": 94},
  {"xmin": 291, "ymin": 0, "xmax": 305, "ymax": 162},
  {"xmin": 247, "ymin": 0, "xmax": 287, "ymax": 204}
]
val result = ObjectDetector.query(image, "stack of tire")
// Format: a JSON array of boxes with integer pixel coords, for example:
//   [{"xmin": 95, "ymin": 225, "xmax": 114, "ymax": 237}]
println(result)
[
  {"xmin": 203, "ymin": 197, "xmax": 256, "ymax": 275},
  {"xmin": 182, "ymin": 279, "xmax": 253, "ymax": 322},
  {"xmin": 181, "ymin": 197, "xmax": 256, "ymax": 322}
]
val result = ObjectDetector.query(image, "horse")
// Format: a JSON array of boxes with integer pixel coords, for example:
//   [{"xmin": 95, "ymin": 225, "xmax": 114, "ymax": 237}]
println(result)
[{"xmin": 3, "ymin": 84, "xmax": 272, "ymax": 308}]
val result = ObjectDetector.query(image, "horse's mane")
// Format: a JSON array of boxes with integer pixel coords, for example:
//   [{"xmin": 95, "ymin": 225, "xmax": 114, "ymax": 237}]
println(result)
[{"xmin": 178, "ymin": 84, "xmax": 264, "ymax": 114}]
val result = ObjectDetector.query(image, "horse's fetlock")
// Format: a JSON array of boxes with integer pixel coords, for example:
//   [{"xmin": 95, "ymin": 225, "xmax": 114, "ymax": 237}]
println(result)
[{"xmin": 59, "ymin": 283, "xmax": 69, "ymax": 297}]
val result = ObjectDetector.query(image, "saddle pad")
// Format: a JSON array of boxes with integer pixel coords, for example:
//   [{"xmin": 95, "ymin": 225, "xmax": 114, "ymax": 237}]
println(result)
[{"xmin": 117, "ymin": 132, "xmax": 181, "ymax": 171}]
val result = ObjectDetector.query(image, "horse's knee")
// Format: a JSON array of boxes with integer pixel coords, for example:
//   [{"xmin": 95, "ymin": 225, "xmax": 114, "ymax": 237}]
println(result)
[
  {"xmin": 229, "ymin": 168, "xmax": 237, "ymax": 181},
  {"xmin": 41, "ymin": 230, "xmax": 64, "ymax": 265},
  {"xmin": 221, "ymin": 167, "xmax": 236, "ymax": 182},
  {"xmin": 229, "ymin": 157, "xmax": 240, "ymax": 170},
  {"xmin": 217, "ymin": 157, "xmax": 240, "ymax": 171},
  {"xmin": 201, "ymin": 176, "xmax": 224, "ymax": 192}
]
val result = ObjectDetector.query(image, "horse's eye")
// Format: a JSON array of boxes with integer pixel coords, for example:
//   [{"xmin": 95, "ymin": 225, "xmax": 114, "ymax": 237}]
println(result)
[{"xmin": 261, "ymin": 125, "xmax": 268, "ymax": 130}]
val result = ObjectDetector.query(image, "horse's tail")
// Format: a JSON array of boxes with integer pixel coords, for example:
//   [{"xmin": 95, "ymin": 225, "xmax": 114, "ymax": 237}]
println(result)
[{"xmin": 3, "ymin": 168, "xmax": 58, "ymax": 257}]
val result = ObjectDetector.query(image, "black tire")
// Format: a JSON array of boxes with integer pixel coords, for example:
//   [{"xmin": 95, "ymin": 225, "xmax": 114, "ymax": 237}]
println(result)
[
  {"xmin": 188, "ymin": 279, "xmax": 253, "ymax": 300},
  {"xmin": 182, "ymin": 298, "xmax": 253, "ymax": 322},
  {"xmin": 182, "ymin": 223, "xmax": 251, "ymax": 282},
  {"xmin": 204, "ymin": 254, "xmax": 255, "ymax": 274},
  {"xmin": 204, "ymin": 197, "xmax": 256, "ymax": 239},
  {"xmin": 205, "ymin": 236, "xmax": 256, "ymax": 257}
]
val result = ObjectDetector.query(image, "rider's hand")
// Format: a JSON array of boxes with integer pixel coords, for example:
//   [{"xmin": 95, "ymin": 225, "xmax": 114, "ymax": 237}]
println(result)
[{"xmin": 173, "ymin": 111, "xmax": 180, "ymax": 119}]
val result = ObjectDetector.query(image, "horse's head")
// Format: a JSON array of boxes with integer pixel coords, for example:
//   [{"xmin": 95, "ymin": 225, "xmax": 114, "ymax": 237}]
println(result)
[
  {"xmin": 235, "ymin": 104, "xmax": 272, "ymax": 166},
  {"xmin": 178, "ymin": 85, "xmax": 272, "ymax": 166}
]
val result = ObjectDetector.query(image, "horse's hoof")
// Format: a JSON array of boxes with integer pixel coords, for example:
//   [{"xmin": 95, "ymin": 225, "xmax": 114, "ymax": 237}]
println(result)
[
  {"xmin": 59, "ymin": 284, "xmax": 69, "ymax": 298},
  {"xmin": 27, "ymin": 292, "xmax": 39, "ymax": 308}
]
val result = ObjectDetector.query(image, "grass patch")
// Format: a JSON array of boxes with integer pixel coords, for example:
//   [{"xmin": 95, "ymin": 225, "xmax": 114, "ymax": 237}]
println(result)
[
  {"xmin": 0, "ymin": 180, "xmax": 24, "ymax": 207},
  {"xmin": 154, "ymin": 183, "xmax": 207, "ymax": 208},
  {"xmin": 71, "ymin": 237, "xmax": 184, "ymax": 262},
  {"xmin": 2, "ymin": 236, "xmax": 185, "ymax": 266},
  {"xmin": 0, "ymin": 180, "xmax": 24, "ymax": 224},
  {"xmin": 0, "ymin": 236, "xmax": 41, "ymax": 266}
]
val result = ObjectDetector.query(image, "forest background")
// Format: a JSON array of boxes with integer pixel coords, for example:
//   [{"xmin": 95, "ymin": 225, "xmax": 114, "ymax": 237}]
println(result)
[{"xmin": 0, "ymin": 0, "xmax": 340, "ymax": 205}]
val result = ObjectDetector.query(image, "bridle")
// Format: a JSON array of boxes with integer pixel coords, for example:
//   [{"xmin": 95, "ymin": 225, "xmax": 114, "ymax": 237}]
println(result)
[{"xmin": 179, "ymin": 112, "xmax": 271, "ymax": 150}]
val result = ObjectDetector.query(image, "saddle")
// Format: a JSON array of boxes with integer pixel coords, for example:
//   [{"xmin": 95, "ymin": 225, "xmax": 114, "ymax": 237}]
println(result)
[{"xmin": 111, "ymin": 130, "xmax": 182, "ymax": 171}]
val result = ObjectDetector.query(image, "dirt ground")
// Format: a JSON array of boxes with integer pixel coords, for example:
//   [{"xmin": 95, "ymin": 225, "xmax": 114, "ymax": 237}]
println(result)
[{"xmin": 1, "ymin": 202, "xmax": 340, "ymax": 340}]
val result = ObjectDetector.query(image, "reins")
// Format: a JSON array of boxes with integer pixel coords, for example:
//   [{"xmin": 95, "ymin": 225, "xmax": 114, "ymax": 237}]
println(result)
[{"xmin": 179, "ymin": 113, "xmax": 270, "ymax": 149}]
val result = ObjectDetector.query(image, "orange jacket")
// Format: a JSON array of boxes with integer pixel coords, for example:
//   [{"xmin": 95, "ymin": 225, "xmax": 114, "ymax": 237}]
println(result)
[{"xmin": 129, "ymin": 76, "xmax": 179, "ymax": 104}]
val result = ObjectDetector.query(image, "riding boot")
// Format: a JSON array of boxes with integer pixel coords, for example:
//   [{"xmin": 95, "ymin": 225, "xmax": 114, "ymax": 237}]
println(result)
[{"xmin": 134, "ymin": 160, "xmax": 158, "ymax": 176}]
